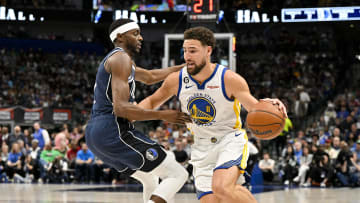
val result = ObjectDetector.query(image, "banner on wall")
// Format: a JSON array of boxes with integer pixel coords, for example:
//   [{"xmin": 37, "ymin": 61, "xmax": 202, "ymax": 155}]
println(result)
[
  {"xmin": 53, "ymin": 109, "xmax": 72, "ymax": 123},
  {"xmin": 23, "ymin": 108, "xmax": 43, "ymax": 123},
  {"xmin": 0, "ymin": 107, "xmax": 82, "ymax": 125},
  {"xmin": 0, "ymin": 108, "xmax": 15, "ymax": 120}
]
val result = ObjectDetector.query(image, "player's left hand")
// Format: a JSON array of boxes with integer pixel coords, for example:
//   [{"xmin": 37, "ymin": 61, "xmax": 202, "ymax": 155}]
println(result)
[{"xmin": 260, "ymin": 98, "xmax": 288, "ymax": 118}]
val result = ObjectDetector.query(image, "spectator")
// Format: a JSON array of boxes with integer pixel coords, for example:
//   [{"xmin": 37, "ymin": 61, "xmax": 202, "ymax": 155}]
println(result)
[
  {"xmin": 93, "ymin": 157, "xmax": 107, "ymax": 184},
  {"xmin": 304, "ymin": 154, "xmax": 334, "ymax": 187},
  {"xmin": 337, "ymin": 106, "xmax": 350, "ymax": 120},
  {"xmin": 17, "ymin": 140, "xmax": 28, "ymax": 156},
  {"xmin": 29, "ymin": 139, "xmax": 41, "ymax": 160},
  {"xmin": 351, "ymin": 140, "xmax": 360, "ymax": 162},
  {"xmin": 324, "ymin": 102, "xmax": 337, "ymax": 126},
  {"xmin": 348, "ymin": 124, "xmax": 360, "ymax": 144},
  {"xmin": 23, "ymin": 128, "xmax": 32, "ymax": 147},
  {"xmin": 75, "ymin": 143, "xmax": 94, "ymax": 183},
  {"xmin": 39, "ymin": 143, "xmax": 63, "ymax": 182},
  {"xmin": 46, "ymin": 156, "xmax": 68, "ymax": 183},
  {"xmin": 332, "ymin": 128, "xmax": 342, "ymax": 139},
  {"xmin": 319, "ymin": 130, "xmax": 330, "ymax": 145},
  {"xmin": 0, "ymin": 144, "xmax": 9, "ymax": 182},
  {"xmin": 298, "ymin": 85, "xmax": 311, "ymax": 116},
  {"xmin": 294, "ymin": 141, "xmax": 303, "ymax": 164},
  {"xmin": 8, "ymin": 125, "xmax": 26, "ymax": 148},
  {"xmin": 259, "ymin": 152, "xmax": 275, "ymax": 182},
  {"xmin": 54, "ymin": 129, "xmax": 69, "ymax": 151},
  {"xmin": 24, "ymin": 154, "xmax": 40, "ymax": 182},
  {"xmin": 32, "ymin": 122, "xmax": 50, "ymax": 150},
  {"xmin": 275, "ymin": 117, "xmax": 293, "ymax": 157},
  {"xmin": 66, "ymin": 141, "xmax": 80, "ymax": 169},
  {"xmin": 6, "ymin": 142, "xmax": 23, "ymax": 180},
  {"xmin": 280, "ymin": 145, "xmax": 298, "ymax": 186},
  {"xmin": 329, "ymin": 136, "xmax": 341, "ymax": 162},
  {"xmin": 172, "ymin": 139, "xmax": 192, "ymax": 180},
  {"xmin": 1, "ymin": 127, "xmax": 10, "ymax": 146},
  {"xmin": 1, "ymin": 144, "xmax": 9, "ymax": 165},
  {"xmin": 293, "ymin": 146, "xmax": 313, "ymax": 185},
  {"xmin": 335, "ymin": 142, "xmax": 359, "ymax": 187},
  {"xmin": 350, "ymin": 153, "xmax": 360, "ymax": 186},
  {"xmin": 173, "ymin": 139, "xmax": 188, "ymax": 165}
]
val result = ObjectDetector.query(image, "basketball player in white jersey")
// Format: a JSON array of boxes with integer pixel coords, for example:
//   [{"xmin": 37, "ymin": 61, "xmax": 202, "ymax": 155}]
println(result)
[{"xmin": 139, "ymin": 26, "xmax": 287, "ymax": 203}]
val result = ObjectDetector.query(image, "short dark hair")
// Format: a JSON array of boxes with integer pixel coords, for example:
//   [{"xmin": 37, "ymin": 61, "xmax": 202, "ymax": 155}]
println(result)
[
  {"xmin": 184, "ymin": 26, "xmax": 216, "ymax": 48},
  {"xmin": 108, "ymin": 18, "xmax": 134, "ymax": 41}
]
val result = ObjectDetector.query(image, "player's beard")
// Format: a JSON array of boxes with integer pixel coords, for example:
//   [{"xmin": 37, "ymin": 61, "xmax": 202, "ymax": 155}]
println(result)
[
  {"xmin": 187, "ymin": 58, "xmax": 206, "ymax": 76},
  {"xmin": 127, "ymin": 43, "xmax": 140, "ymax": 55}
]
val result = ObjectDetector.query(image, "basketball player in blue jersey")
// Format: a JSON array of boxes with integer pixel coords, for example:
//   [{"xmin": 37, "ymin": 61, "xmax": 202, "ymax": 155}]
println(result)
[
  {"xmin": 139, "ymin": 27, "xmax": 287, "ymax": 203},
  {"xmin": 85, "ymin": 19, "xmax": 192, "ymax": 203}
]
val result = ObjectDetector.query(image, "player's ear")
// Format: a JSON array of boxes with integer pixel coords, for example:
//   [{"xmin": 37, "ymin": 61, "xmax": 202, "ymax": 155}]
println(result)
[
  {"xmin": 116, "ymin": 33, "xmax": 125, "ymax": 42},
  {"xmin": 207, "ymin": 46, "xmax": 212, "ymax": 57}
]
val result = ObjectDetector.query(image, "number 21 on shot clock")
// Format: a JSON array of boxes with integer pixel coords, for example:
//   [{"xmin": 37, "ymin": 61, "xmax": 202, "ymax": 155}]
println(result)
[{"xmin": 187, "ymin": 0, "xmax": 219, "ymax": 23}]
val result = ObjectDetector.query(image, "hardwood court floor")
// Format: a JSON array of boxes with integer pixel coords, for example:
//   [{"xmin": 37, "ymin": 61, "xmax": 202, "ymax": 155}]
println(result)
[{"xmin": 0, "ymin": 184, "xmax": 359, "ymax": 203}]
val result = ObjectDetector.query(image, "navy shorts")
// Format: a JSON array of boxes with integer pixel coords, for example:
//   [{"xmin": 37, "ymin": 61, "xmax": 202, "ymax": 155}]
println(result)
[{"xmin": 85, "ymin": 114, "xmax": 167, "ymax": 174}]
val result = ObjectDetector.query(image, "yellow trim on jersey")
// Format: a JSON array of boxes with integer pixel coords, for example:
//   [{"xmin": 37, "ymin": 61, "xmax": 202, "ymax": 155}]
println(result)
[
  {"xmin": 240, "ymin": 132, "xmax": 248, "ymax": 170},
  {"xmin": 233, "ymin": 99, "xmax": 242, "ymax": 130}
]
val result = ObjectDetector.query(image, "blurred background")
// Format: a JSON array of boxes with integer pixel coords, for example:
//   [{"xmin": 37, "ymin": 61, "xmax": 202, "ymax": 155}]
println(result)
[{"xmin": 0, "ymin": 0, "xmax": 360, "ymax": 190}]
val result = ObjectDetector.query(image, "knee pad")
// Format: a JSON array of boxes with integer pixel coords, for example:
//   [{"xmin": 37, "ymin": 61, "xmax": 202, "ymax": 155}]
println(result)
[{"xmin": 152, "ymin": 152, "xmax": 188, "ymax": 181}]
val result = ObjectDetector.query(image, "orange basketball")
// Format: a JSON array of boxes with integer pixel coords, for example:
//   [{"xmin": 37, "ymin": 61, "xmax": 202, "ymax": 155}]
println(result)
[{"xmin": 246, "ymin": 101, "xmax": 285, "ymax": 140}]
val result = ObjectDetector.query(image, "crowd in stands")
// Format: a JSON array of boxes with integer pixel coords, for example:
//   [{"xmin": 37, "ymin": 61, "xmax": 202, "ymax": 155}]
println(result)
[
  {"xmin": 257, "ymin": 88, "xmax": 360, "ymax": 187},
  {"xmin": 0, "ymin": 48, "xmax": 98, "ymax": 109},
  {"xmin": 0, "ymin": 122, "xmax": 193, "ymax": 185},
  {"xmin": 0, "ymin": 25, "xmax": 94, "ymax": 43}
]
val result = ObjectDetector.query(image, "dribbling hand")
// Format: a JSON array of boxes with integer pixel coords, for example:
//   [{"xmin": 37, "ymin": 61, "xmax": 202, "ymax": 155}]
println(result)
[{"xmin": 260, "ymin": 98, "xmax": 288, "ymax": 118}]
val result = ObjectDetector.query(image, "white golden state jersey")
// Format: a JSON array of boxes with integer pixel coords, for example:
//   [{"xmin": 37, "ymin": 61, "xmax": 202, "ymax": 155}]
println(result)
[{"xmin": 178, "ymin": 64, "xmax": 243, "ymax": 138}]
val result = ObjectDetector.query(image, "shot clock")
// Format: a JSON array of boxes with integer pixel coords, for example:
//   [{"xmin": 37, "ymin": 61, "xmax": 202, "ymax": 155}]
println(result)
[{"xmin": 187, "ymin": 0, "xmax": 219, "ymax": 23}]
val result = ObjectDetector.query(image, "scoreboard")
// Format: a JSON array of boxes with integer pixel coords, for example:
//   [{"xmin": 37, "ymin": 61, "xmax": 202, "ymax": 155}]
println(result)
[{"xmin": 187, "ymin": 0, "xmax": 219, "ymax": 23}]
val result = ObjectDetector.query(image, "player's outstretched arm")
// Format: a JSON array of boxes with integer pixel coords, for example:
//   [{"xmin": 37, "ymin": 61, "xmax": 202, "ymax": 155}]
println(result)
[
  {"xmin": 135, "ymin": 64, "xmax": 185, "ymax": 85},
  {"xmin": 108, "ymin": 53, "xmax": 190, "ymax": 124},
  {"xmin": 224, "ymin": 70, "xmax": 287, "ymax": 117},
  {"xmin": 138, "ymin": 72, "xmax": 179, "ymax": 110}
]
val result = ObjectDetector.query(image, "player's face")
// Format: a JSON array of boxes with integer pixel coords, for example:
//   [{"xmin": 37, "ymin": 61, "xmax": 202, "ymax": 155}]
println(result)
[
  {"xmin": 124, "ymin": 29, "xmax": 143, "ymax": 54},
  {"xmin": 183, "ymin": 39, "xmax": 210, "ymax": 76}
]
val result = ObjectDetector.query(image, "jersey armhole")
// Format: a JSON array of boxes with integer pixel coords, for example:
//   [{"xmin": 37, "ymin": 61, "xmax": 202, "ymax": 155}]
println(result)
[
  {"xmin": 176, "ymin": 69, "xmax": 183, "ymax": 99},
  {"xmin": 221, "ymin": 68, "xmax": 234, "ymax": 102}
]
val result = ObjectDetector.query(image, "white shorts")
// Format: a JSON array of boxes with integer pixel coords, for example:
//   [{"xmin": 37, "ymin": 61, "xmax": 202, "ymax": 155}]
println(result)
[{"xmin": 190, "ymin": 130, "xmax": 249, "ymax": 199}]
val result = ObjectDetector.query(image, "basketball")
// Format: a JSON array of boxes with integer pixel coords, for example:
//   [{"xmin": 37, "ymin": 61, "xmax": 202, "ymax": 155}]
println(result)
[{"xmin": 246, "ymin": 101, "xmax": 285, "ymax": 140}]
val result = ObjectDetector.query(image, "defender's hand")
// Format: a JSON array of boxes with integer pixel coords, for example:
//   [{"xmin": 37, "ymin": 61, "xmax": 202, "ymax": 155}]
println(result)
[
  {"xmin": 161, "ymin": 110, "xmax": 192, "ymax": 124},
  {"xmin": 260, "ymin": 98, "xmax": 288, "ymax": 118}
]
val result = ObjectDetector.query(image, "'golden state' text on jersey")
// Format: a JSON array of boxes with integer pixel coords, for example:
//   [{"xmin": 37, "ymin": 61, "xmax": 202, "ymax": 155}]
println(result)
[{"xmin": 177, "ymin": 64, "xmax": 243, "ymax": 138}]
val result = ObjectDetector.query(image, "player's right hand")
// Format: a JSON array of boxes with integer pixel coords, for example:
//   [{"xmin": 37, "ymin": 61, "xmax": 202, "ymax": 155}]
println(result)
[{"xmin": 161, "ymin": 110, "xmax": 192, "ymax": 124}]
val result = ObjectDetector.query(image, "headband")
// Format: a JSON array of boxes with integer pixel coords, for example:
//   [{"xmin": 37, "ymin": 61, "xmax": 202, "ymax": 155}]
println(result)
[{"xmin": 109, "ymin": 22, "xmax": 140, "ymax": 42}]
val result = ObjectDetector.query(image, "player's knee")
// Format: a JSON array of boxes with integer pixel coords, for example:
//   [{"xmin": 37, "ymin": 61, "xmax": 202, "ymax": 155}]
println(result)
[
  {"xmin": 177, "ymin": 164, "xmax": 189, "ymax": 184},
  {"xmin": 167, "ymin": 161, "xmax": 188, "ymax": 183},
  {"xmin": 212, "ymin": 179, "xmax": 232, "ymax": 199}
]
